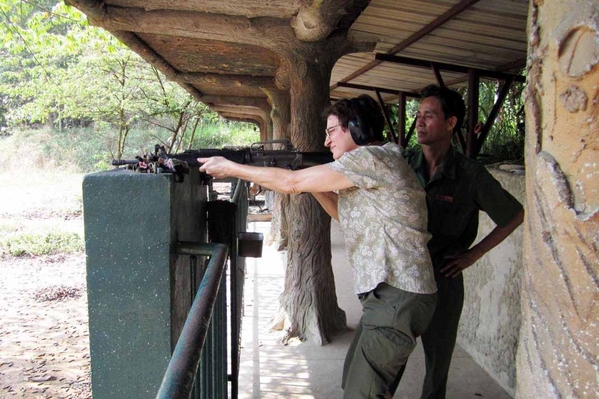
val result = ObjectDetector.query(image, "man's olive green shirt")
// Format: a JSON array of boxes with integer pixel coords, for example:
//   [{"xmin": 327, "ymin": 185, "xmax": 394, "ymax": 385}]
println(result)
[{"xmin": 405, "ymin": 147, "xmax": 523, "ymax": 269}]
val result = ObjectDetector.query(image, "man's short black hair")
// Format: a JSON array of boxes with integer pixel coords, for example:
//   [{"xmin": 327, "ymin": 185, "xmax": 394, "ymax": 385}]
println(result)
[{"xmin": 421, "ymin": 85, "xmax": 466, "ymax": 133}]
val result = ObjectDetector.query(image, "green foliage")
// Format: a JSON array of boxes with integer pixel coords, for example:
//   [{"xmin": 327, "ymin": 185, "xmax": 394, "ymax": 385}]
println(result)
[
  {"xmin": 457, "ymin": 81, "xmax": 525, "ymax": 163},
  {"xmin": 1, "ymin": 121, "xmax": 259, "ymax": 173},
  {"xmin": 476, "ymin": 81, "xmax": 525, "ymax": 164},
  {"xmin": 0, "ymin": 0, "xmax": 245, "ymax": 159},
  {"xmin": 0, "ymin": 0, "xmax": 95, "ymax": 124},
  {"xmin": 189, "ymin": 121, "xmax": 260, "ymax": 148},
  {"xmin": 385, "ymin": 99, "xmax": 421, "ymax": 148},
  {"xmin": 0, "ymin": 231, "xmax": 84, "ymax": 258}
]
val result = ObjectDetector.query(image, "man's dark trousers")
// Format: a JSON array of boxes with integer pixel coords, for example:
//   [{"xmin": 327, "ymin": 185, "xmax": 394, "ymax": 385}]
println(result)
[{"xmin": 420, "ymin": 273, "xmax": 464, "ymax": 399}]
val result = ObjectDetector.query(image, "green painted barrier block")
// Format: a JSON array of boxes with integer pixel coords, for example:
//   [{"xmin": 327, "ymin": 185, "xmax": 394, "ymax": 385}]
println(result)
[{"xmin": 82, "ymin": 169, "xmax": 206, "ymax": 399}]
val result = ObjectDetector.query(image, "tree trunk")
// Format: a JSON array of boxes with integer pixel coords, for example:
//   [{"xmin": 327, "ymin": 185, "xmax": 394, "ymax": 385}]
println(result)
[
  {"xmin": 269, "ymin": 53, "xmax": 347, "ymax": 345},
  {"xmin": 270, "ymin": 194, "xmax": 347, "ymax": 344},
  {"xmin": 264, "ymin": 88, "xmax": 291, "ymax": 249},
  {"xmin": 267, "ymin": 193, "xmax": 289, "ymax": 251},
  {"xmin": 517, "ymin": 1, "xmax": 599, "ymax": 397}
]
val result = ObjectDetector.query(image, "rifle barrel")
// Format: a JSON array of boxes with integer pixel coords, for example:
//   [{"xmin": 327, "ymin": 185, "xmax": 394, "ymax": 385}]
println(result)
[
  {"xmin": 112, "ymin": 159, "xmax": 141, "ymax": 166},
  {"xmin": 111, "ymin": 147, "xmax": 333, "ymax": 170}
]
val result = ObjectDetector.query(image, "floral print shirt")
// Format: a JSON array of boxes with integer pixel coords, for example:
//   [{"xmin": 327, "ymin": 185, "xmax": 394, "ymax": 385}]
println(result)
[{"xmin": 327, "ymin": 142, "xmax": 437, "ymax": 295}]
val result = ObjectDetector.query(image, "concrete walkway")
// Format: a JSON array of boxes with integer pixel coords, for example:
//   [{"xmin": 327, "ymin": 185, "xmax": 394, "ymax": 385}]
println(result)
[{"xmin": 238, "ymin": 221, "xmax": 512, "ymax": 399}]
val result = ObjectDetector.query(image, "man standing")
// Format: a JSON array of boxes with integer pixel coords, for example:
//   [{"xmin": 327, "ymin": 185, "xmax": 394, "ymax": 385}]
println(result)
[{"xmin": 399, "ymin": 85, "xmax": 524, "ymax": 399}]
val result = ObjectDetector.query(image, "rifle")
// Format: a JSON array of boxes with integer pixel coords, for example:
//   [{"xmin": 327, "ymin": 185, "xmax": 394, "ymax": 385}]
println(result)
[{"xmin": 112, "ymin": 139, "xmax": 334, "ymax": 183}]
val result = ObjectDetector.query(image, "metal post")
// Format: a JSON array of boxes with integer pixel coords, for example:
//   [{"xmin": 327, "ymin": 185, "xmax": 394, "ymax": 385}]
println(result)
[
  {"xmin": 398, "ymin": 92, "xmax": 407, "ymax": 147},
  {"xmin": 467, "ymin": 69, "xmax": 479, "ymax": 157}
]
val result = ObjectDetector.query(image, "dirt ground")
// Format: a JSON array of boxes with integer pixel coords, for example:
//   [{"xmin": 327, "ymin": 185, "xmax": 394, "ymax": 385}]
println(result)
[
  {"xmin": 0, "ymin": 254, "xmax": 90, "ymax": 398},
  {"xmin": 0, "ymin": 127, "xmax": 270, "ymax": 399},
  {"xmin": 0, "ymin": 172, "xmax": 270, "ymax": 398},
  {"xmin": 0, "ymin": 172, "xmax": 91, "ymax": 398}
]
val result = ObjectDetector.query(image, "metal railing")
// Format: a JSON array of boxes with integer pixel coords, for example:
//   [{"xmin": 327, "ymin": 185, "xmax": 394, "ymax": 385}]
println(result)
[
  {"xmin": 156, "ymin": 243, "xmax": 229, "ymax": 399},
  {"xmin": 156, "ymin": 179, "xmax": 250, "ymax": 399}
]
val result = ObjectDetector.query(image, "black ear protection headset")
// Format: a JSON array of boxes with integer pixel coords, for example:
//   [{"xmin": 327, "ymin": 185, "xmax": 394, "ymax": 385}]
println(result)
[{"xmin": 347, "ymin": 97, "xmax": 375, "ymax": 145}]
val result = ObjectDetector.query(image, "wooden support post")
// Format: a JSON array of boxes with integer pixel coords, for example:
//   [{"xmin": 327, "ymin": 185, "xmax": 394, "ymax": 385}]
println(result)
[
  {"xmin": 398, "ymin": 92, "xmax": 407, "ymax": 146},
  {"xmin": 466, "ymin": 69, "xmax": 479, "ymax": 158},
  {"xmin": 454, "ymin": 129, "xmax": 467, "ymax": 152},
  {"xmin": 475, "ymin": 76, "xmax": 515, "ymax": 156},
  {"xmin": 432, "ymin": 64, "xmax": 445, "ymax": 88},
  {"xmin": 375, "ymin": 89, "xmax": 398, "ymax": 144},
  {"xmin": 406, "ymin": 117, "xmax": 417, "ymax": 146}
]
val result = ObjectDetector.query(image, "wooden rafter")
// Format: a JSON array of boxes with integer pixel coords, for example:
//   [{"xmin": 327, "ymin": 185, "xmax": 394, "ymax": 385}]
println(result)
[
  {"xmin": 336, "ymin": 82, "xmax": 419, "ymax": 97},
  {"xmin": 375, "ymin": 54, "xmax": 526, "ymax": 83},
  {"xmin": 466, "ymin": 69, "xmax": 480, "ymax": 157},
  {"xmin": 432, "ymin": 64, "xmax": 445, "ymax": 88},
  {"xmin": 435, "ymin": 58, "xmax": 526, "ymax": 90},
  {"xmin": 329, "ymin": 0, "xmax": 482, "ymax": 91},
  {"xmin": 398, "ymin": 93, "xmax": 407, "ymax": 147},
  {"xmin": 374, "ymin": 90, "xmax": 397, "ymax": 144}
]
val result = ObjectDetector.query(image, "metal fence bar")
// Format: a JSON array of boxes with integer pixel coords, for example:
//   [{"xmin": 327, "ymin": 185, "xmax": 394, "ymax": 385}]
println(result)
[
  {"xmin": 156, "ymin": 242, "xmax": 229, "ymax": 399},
  {"xmin": 229, "ymin": 179, "xmax": 248, "ymax": 399}
]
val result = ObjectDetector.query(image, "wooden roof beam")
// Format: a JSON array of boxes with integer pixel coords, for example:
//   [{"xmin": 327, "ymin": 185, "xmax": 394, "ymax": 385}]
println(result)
[
  {"xmin": 375, "ymin": 54, "xmax": 526, "ymax": 83},
  {"xmin": 178, "ymin": 73, "xmax": 276, "ymax": 91},
  {"xmin": 199, "ymin": 95, "xmax": 270, "ymax": 108},
  {"xmin": 388, "ymin": 0, "xmax": 483, "ymax": 54},
  {"xmin": 425, "ymin": 58, "xmax": 526, "ymax": 90},
  {"xmin": 432, "ymin": 64, "xmax": 445, "ymax": 88},
  {"xmin": 68, "ymin": 1, "xmax": 370, "ymax": 50},
  {"xmin": 209, "ymin": 102, "xmax": 272, "ymax": 127},
  {"xmin": 336, "ymin": 82, "xmax": 420, "ymax": 97},
  {"xmin": 104, "ymin": 0, "xmax": 298, "ymax": 19},
  {"xmin": 374, "ymin": 89, "xmax": 397, "ymax": 143},
  {"xmin": 219, "ymin": 114, "xmax": 259, "ymax": 124},
  {"xmin": 109, "ymin": 0, "xmax": 367, "ymax": 42},
  {"xmin": 107, "ymin": 30, "xmax": 204, "ymax": 100},
  {"xmin": 218, "ymin": 110, "xmax": 262, "ymax": 122},
  {"xmin": 212, "ymin": 105, "xmax": 271, "ymax": 140},
  {"xmin": 211, "ymin": 104, "xmax": 268, "ymax": 120},
  {"xmin": 71, "ymin": 2, "xmax": 294, "ymax": 48}
]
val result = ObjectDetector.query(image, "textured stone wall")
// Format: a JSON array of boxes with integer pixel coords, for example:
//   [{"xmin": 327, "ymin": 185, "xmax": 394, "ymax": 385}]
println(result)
[
  {"xmin": 458, "ymin": 168, "xmax": 525, "ymax": 397},
  {"xmin": 516, "ymin": 0, "xmax": 599, "ymax": 398}
]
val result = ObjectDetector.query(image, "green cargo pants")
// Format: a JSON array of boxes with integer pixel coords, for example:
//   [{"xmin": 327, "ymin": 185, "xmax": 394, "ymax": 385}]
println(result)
[
  {"xmin": 342, "ymin": 283, "xmax": 437, "ymax": 399},
  {"xmin": 388, "ymin": 272, "xmax": 465, "ymax": 399}
]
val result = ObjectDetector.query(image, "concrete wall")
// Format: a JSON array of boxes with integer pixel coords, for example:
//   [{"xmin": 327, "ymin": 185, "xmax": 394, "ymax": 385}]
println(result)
[{"xmin": 457, "ymin": 167, "xmax": 525, "ymax": 397}]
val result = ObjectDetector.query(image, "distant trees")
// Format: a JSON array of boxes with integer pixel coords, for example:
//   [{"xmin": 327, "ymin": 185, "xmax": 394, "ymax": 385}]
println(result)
[
  {"xmin": 0, "ymin": 0, "xmax": 223, "ymax": 159},
  {"xmin": 450, "ymin": 80, "xmax": 525, "ymax": 163}
]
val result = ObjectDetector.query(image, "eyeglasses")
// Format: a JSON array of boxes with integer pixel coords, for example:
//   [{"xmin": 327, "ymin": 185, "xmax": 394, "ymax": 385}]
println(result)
[{"xmin": 325, "ymin": 124, "xmax": 340, "ymax": 138}]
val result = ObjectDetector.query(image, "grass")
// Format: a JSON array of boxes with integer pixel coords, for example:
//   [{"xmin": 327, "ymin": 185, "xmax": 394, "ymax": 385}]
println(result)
[
  {"xmin": 0, "ymin": 166, "xmax": 85, "ymax": 259},
  {"xmin": 0, "ymin": 231, "xmax": 84, "ymax": 258}
]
